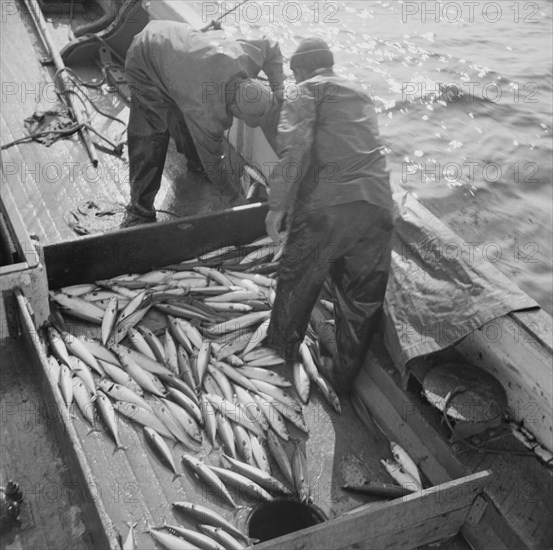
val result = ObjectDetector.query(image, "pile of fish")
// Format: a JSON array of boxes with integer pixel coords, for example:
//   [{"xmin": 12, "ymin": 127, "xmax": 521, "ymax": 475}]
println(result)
[{"xmin": 44, "ymin": 236, "xmax": 342, "ymax": 550}]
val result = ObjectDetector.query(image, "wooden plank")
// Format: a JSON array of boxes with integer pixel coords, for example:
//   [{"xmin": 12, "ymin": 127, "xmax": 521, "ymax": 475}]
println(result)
[
  {"xmin": 15, "ymin": 290, "xmax": 119, "ymax": 550},
  {"xmin": 456, "ymin": 314, "xmax": 553, "ymax": 451},
  {"xmin": 254, "ymin": 470, "xmax": 491, "ymax": 550},
  {"xmin": 43, "ymin": 203, "xmax": 268, "ymax": 287},
  {"xmin": 337, "ymin": 508, "xmax": 467, "ymax": 550}
]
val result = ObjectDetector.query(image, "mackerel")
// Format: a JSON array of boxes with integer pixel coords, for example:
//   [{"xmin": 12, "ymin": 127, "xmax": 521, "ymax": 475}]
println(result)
[
  {"xmin": 155, "ymin": 401, "xmax": 202, "ymax": 448},
  {"xmin": 196, "ymin": 341, "xmax": 211, "ymax": 385},
  {"xmin": 160, "ymin": 523, "xmax": 226, "ymax": 550},
  {"xmin": 115, "ymin": 402, "xmax": 174, "ymax": 440},
  {"xmin": 46, "ymin": 325, "xmax": 71, "ymax": 367},
  {"xmin": 267, "ymin": 430, "xmax": 294, "ymax": 486},
  {"xmin": 200, "ymin": 394, "xmax": 218, "ymax": 446},
  {"xmin": 98, "ymin": 379, "xmax": 152, "ymax": 411},
  {"xmin": 208, "ymin": 367, "xmax": 234, "ymax": 402},
  {"xmin": 211, "ymin": 362, "xmax": 257, "ymax": 393},
  {"xmin": 80, "ymin": 336, "xmax": 120, "ymax": 365},
  {"xmin": 251, "ymin": 380, "xmax": 302, "ymax": 413},
  {"xmin": 101, "ymin": 296, "xmax": 118, "ymax": 346},
  {"xmin": 112, "ymin": 345, "xmax": 166, "ymax": 397},
  {"xmin": 164, "ymin": 329, "xmax": 179, "ymax": 374},
  {"xmin": 250, "ymin": 433, "xmax": 270, "ymax": 474},
  {"xmin": 222, "ymin": 454, "xmax": 291, "ymax": 495},
  {"xmin": 60, "ymin": 283, "xmax": 98, "ymax": 297},
  {"xmin": 204, "ymin": 393, "xmax": 265, "ymax": 438},
  {"xmin": 293, "ymin": 361, "xmax": 311, "ymax": 404},
  {"xmin": 162, "ymin": 398, "xmax": 202, "ymax": 443},
  {"xmin": 207, "ymin": 465, "xmax": 272, "ymax": 502},
  {"xmin": 193, "ymin": 266, "xmax": 233, "ymax": 287},
  {"xmin": 251, "ymin": 393, "xmax": 288, "ymax": 440},
  {"xmin": 172, "ymin": 502, "xmax": 248, "ymax": 542},
  {"xmin": 128, "ymin": 327, "xmax": 156, "ymax": 359},
  {"xmin": 181, "ymin": 454, "xmax": 238, "ymax": 508},
  {"xmin": 61, "ymin": 331, "xmax": 103, "ymax": 375},
  {"xmin": 68, "ymin": 356, "xmax": 97, "ymax": 396},
  {"xmin": 72, "ymin": 377, "xmax": 97, "ymax": 428},
  {"xmin": 390, "ymin": 442, "xmax": 422, "ymax": 488},
  {"xmin": 96, "ymin": 390, "xmax": 127, "ymax": 452},
  {"xmin": 197, "ymin": 525, "xmax": 246, "ymax": 550},
  {"xmin": 166, "ymin": 388, "xmax": 202, "ymax": 424},
  {"xmin": 205, "ymin": 311, "xmax": 271, "ymax": 336},
  {"xmin": 98, "ymin": 360, "xmax": 144, "ymax": 396},
  {"xmin": 148, "ymin": 526, "xmax": 201, "ymax": 550},
  {"xmin": 380, "ymin": 459, "xmax": 422, "ymax": 492},
  {"xmin": 241, "ymin": 318, "xmax": 270, "ymax": 356},
  {"xmin": 143, "ymin": 427, "xmax": 182, "ymax": 481},
  {"xmin": 237, "ymin": 366, "xmax": 291, "ymax": 388},
  {"xmin": 168, "ymin": 315, "xmax": 194, "ymax": 354},
  {"xmin": 232, "ymin": 422, "xmax": 254, "ymax": 465},
  {"xmin": 49, "ymin": 291, "xmax": 105, "ymax": 324},
  {"xmin": 257, "ymin": 391, "xmax": 308, "ymax": 434},
  {"xmin": 138, "ymin": 325, "xmax": 166, "ymax": 363},
  {"xmin": 216, "ymin": 413, "xmax": 237, "ymax": 458},
  {"xmin": 292, "ymin": 442, "xmax": 310, "ymax": 503},
  {"xmin": 58, "ymin": 364, "xmax": 74, "ymax": 408},
  {"xmin": 159, "ymin": 374, "xmax": 199, "ymax": 404},
  {"xmin": 233, "ymin": 386, "xmax": 270, "ymax": 432},
  {"xmin": 177, "ymin": 347, "xmax": 196, "ymax": 389},
  {"xmin": 110, "ymin": 305, "xmax": 151, "ymax": 345}
]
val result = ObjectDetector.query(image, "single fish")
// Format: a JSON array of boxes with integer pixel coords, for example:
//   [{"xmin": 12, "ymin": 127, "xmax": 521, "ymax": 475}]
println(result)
[
  {"xmin": 128, "ymin": 327, "xmax": 156, "ymax": 359},
  {"xmin": 62, "ymin": 331, "xmax": 103, "ymax": 375},
  {"xmin": 49, "ymin": 291, "xmax": 105, "ymax": 324},
  {"xmin": 207, "ymin": 465, "xmax": 273, "ymax": 502},
  {"xmin": 79, "ymin": 336, "xmax": 120, "ymax": 365},
  {"xmin": 111, "ymin": 345, "xmax": 166, "ymax": 397},
  {"xmin": 205, "ymin": 290, "xmax": 264, "ymax": 303},
  {"xmin": 143, "ymin": 427, "xmax": 182, "ymax": 481},
  {"xmin": 58, "ymin": 364, "xmax": 74, "ymax": 409},
  {"xmin": 232, "ymin": 422, "xmax": 254, "ymax": 465},
  {"xmin": 160, "ymin": 522, "xmax": 226, "ymax": 550},
  {"xmin": 251, "ymin": 380, "xmax": 302, "ymax": 413},
  {"xmin": 292, "ymin": 442, "xmax": 310, "ymax": 503},
  {"xmin": 206, "ymin": 302, "xmax": 253, "ymax": 313},
  {"xmin": 156, "ymin": 401, "xmax": 202, "ymax": 448},
  {"xmin": 137, "ymin": 269, "xmax": 174, "ymax": 284},
  {"xmin": 311, "ymin": 371, "xmax": 341, "ymax": 414},
  {"xmin": 98, "ymin": 360, "xmax": 144, "ymax": 396},
  {"xmin": 241, "ymin": 318, "xmax": 270, "ymax": 356},
  {"xmin": 115, "ymin": 401, "xmax": 174, "ymax": 440},
  {"xmin": 96, "ymin": 390, "xmax": 127, "ymax": 453},
  {"xmin": 172, "ymin": 502, "xmax": 248, "ymax": 542},
  {"xmin": 101, "ymin": 296, "xmax": 118, "ymax": 346},
  {"xmin": 168, "ymin": 315, "xmax": 194, "ymax": 355},
  {"xmin": 206, "ymin": 311, "xmax": 271, "ymax": 336},
  {"xmin": 46, "ymin": 325, "xmax": 71, "ymax": 367},
  {"xmin": 165, "ymin": 388, "xmax": 202, "ymax": 424},
  {"xmin": 175, "ymin": 318, "xmax": 204, "ymax": 350},
  {"xmin": 147, "ymin": 526, "xmax": 201, "ymax": 550},
  {"xmin": 250, "ymin": 433, "xmax": 270, "ymax": 474},
  {"xmin": 208, "ymin": 366, "xmax": 235, "ymax": 402},
  {"xmin": 224, "ymin": 270, "xmax": 275, "ymax": 289},
  {"xmin": 181, "ymin": 454, "xmax": 237, "ymax": 508},
  {"xmin": 222, "ymin": 453, "xmax": 291, "ymax": 496},
  {"xmin": 195, "ymin": 341, "xmax": 211, "ymax": 386},
  {"xmin": 98, "ymin": 379, "xmax": 152, "ymax": 411},
  {"xmin": 216, "ymin": 413, "xmax": 237, "ymax": 458},
  {"xmin": 122, "ymin": 521, "xmax": 138, "ymax": 550},
  {"xmin": 380, "ymin": 459, "xmax": 422, "ymax": 492},
  {"xmin": 68, "ymin": 356, "xmax": 97, "ymax": 397},
  {"xmin": 60, "ymin": 283, "xmax": 98, "ymax": 297},
  {"xmin": 72, "ymin": 377, "xmax": 98, "ymax": 429},
  {"xmin": 293, "ymin": 360, "xmax": 311, "ymax": 404},
  {"xmin": 193, "ymin": 266, "xmax": 233, "ymax": 287},
  {"xmin": 177, "ymin": 346, "xmax": 196, "ymax": 389},
  {"xmin": 198, "ymin": 525, "xmax": 246, "ymax": 550},
  {"xmin": 161, "ymin": 398, "xmax": 202, "ymax": 443},
  {"xmin": 390, "ymin": 442, "xmax": 422, "ymax": 488},
  {"xmin": 237, "ymin": 366, "xmax": 291, "ymax": 388},
  {"xmin": 257, "ymin": 392, "xmax": 308, "ymax": 434},
  {"xmin": 251, "ymin": 393, "xmax": 289, "ymax": 440},
  {"xmin": 138, "ymin": 325, "xmax": 166, "ymax": 363},
  {"xmin": 164, "ymin": 329, "xmax": 179, "ymax": 375},
  {"xmin": 267, "ymin": 430, "xmax": 295, "ymax": 486}
]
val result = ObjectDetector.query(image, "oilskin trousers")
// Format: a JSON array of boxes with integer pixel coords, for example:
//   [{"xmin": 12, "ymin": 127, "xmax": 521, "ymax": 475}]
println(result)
[
  {"xmin": 268, "ymin": 201, "xmax": 393, "ymax": 394},
  {"xmin": 128, "ymin": 92, "xmax": 202, "ymax": 218}
]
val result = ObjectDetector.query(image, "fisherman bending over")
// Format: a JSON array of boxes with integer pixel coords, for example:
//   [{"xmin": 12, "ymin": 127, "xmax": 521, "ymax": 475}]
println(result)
[
  {"xmin": 266, "ymin": 38, "xmax": 394, "ymax": 394},
  {"xmin": 123, "ymin": 21, "xmax": 284, "ymax": 226}
]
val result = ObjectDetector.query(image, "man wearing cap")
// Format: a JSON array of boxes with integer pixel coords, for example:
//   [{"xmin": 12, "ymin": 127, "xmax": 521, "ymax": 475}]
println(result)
[
  {"xmin": 122, "ymin": 20, "xmax": 284, "ymax": 226},
  {"xmin": 266, "ymin": 38, "xmax": 394, "ymax": 394}
]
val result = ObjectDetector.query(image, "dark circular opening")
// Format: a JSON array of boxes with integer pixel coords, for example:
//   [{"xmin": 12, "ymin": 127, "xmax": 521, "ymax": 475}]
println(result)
[{"xmin": 247, "ymin": 498, "xmax": 327, "ymax": 543}]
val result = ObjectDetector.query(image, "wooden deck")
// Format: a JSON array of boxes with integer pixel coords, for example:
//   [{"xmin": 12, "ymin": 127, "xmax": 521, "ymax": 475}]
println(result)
[{"xmin": 0, "ymin": 0, "xmax": 244, "ymax": 244}]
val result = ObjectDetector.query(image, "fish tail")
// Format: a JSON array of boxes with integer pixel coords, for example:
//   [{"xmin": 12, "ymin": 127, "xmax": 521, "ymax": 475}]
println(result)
[
  {"xmin": 172, "ymin": 473, "xmax": 184, "ymax": 483},
  {"xmin": 113, "ymin": 444, "xmax": 128, "ymax": 454},
  {"xmin": 87, "ymin": 426, "xmax": 101, "ymax": 436}
]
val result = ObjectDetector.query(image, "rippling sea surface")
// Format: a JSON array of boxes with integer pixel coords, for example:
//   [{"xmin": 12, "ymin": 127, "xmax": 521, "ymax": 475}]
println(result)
[{"xmin": 201, "ymin": 0, "xmax": 552, "ymax": 314}]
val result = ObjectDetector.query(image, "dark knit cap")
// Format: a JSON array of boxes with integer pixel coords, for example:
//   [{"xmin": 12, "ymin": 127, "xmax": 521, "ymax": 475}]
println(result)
[{"xmin": 290, "ymin": 38, "xmax": 334, "ymax": 71}]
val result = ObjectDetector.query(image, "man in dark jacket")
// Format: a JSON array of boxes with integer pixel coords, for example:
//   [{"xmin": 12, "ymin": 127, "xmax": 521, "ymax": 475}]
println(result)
[
  {"xmin": 123, "ymin": 20, "xmax": 284, "ymax": 225},
  {"xmin": 266, "ymin": 38, "xmax": 394, "ymax": 394}
]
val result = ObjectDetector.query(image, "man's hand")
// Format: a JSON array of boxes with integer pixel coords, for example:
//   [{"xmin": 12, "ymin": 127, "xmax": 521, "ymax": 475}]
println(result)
[{"xmin": 265, "ymin": 209, "xmax": 286, "ymax": 243}]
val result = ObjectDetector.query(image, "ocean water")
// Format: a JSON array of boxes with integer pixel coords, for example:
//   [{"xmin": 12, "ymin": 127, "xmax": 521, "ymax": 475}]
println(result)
[{"xmin": 202, "ymin": 0, "xmax": 552, "ymax": 314}]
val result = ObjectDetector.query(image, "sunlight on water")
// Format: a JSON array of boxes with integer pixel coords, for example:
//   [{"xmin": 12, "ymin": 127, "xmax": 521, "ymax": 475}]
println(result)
[{"xmin": 196, "ymin": 1, "xmax": 552, "ymax": 313}]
